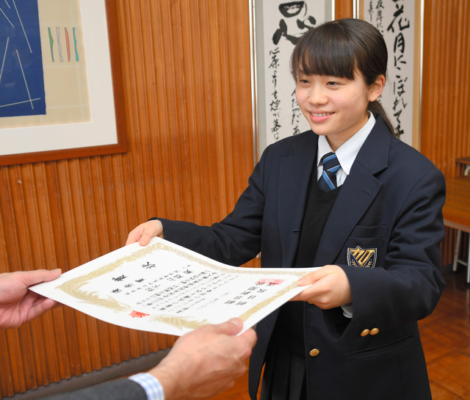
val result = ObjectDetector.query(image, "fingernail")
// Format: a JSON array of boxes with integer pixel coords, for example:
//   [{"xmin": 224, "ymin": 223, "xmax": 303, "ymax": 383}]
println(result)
[
  {"xmin": 298, "ymin": 278, "xmax": 306, "ymax": 285},
  {"xmin": 228, "ymin": 318, "xmax": 242, "ymax": 328},
  {"xmin": 52, "ymin": 268, "xmax": 62, "ymax": 273}
]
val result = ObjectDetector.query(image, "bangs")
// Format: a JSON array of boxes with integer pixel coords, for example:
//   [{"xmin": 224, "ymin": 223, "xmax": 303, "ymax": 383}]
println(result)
[{"xmin": 291, "ymin": 22, "xmax": 357, "ymax": 81}]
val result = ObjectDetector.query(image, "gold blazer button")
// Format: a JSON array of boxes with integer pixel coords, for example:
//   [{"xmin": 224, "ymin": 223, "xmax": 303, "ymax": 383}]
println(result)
[
  {"xmin": 360, "ymin": 329, "xmax": 370, "ymax": 337},
  {"xmin": 309, "ymin": 348, "xmax": 320, "ymax": 357},
  {"xmin": 370, "ymin": 328, "xmax": 380, "ymax": 335}
]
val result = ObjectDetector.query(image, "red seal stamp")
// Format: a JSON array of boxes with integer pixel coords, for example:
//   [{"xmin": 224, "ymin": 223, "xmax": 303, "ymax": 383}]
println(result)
[{"xmin": 129, "ymin": 310, "xmax": 150, "ymax": 318}]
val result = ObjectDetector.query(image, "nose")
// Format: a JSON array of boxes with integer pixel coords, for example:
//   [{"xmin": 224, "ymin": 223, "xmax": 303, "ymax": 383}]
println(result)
[{"xmin": 308, "ymin": 85, "xmax": 327, "ymax": 105}]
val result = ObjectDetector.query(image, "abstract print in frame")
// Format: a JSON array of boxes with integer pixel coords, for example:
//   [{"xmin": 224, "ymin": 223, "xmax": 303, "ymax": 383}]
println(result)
[
  {"xmin": 0, "ymin": 0, "xmax": 90, "ymax": 127},
  {"xmin": 0, "ymin": 0, "xmax": 127, "ymax": 166},
  {"xmin": 0, "ymin": 0, "xmax": 47, "ymax": 119}
]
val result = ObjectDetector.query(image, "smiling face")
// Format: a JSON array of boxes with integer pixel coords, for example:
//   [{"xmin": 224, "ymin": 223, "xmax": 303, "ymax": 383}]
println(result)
[
  {"xmin": 295, "ymin": 70, "xmax": 384, "ymax": 151},
  {"xmin": 291, "ymin": 20, "xmax": 391, "ymax": 147}
]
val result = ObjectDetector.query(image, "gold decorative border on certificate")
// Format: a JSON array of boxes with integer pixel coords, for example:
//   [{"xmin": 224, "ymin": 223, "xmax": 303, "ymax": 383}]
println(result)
[
  {"xmin": 58, "ymin": 241, "xmax": 307, "ymax": 330},
  {"xmin": 58, "ymin": 243, "xmax": 165, "ymax": 312},
  {"xmin": 238, "ymin": 282, "xmax": 299, "ymax": 322},
  {"xmin": 148, "ymin": 314, "xmax": 209, "ymax": 330}
]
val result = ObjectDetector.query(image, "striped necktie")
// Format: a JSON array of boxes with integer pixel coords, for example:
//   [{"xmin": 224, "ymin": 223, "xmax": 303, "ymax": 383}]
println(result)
[{"xmin": 318, "ymin": 152, "xmax": 341, "ymax": 192}]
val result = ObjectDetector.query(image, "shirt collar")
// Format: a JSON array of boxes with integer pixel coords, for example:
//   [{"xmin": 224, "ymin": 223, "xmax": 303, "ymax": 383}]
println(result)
[{"xmin": 317, "ymin": 112, "xmax": 376, "ymax": 175}]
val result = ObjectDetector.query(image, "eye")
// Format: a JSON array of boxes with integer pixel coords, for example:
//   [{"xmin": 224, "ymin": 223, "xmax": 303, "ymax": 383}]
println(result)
[
  {"xmin": 327, "ymin": 81, "xmax": 339, "ymax": 86},
  {"xmin": 297, "ymin": 78, "xmax": 310, "ymax": 86}
]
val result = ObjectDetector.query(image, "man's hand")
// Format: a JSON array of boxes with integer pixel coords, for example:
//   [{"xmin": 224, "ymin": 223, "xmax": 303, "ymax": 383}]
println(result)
[
  {"xmin": 291, "ymin": 265, "xmax": 352, "ymax": 309},
  {"xmin": 0, "ymin": 269, "xmax": 62, "ymax": 329},
  {"xmin": 126, "ymin": 220, "xmax": 164, "ymax": 246},
  {"xmin": 149, "ymin": 318, "xmax": 257, "ymax": 400}
]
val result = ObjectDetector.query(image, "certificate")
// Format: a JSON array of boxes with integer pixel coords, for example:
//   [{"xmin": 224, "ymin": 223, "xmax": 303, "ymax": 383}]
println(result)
[{"xmin": 31, "ymin": 238, "xmax": 317, "ymax": 335}]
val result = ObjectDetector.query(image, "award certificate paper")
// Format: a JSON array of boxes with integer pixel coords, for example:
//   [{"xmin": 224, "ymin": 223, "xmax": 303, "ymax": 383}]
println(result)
[{"xmin": 31, "ymin": 238, "xmax": 318, "ymax": 336}]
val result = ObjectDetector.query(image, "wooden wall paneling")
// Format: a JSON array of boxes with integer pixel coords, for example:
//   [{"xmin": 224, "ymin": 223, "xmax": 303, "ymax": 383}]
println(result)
[
  {"xmin": 140, "ymin": 2, "xmax": 174, "ymax": 226},
  {"xmin": 422, "ymin": 0, "xmax": 470, "ymax": 177},
  {"xmin": 29, "ymin": 319, "xmax": 46, "ymax": 386},
  {"xmin": 421, "ymin": 0, "xmax": 470, "ymax": 268},
  {"xmin": 227, "ymin": 0, "xmax": 256, "ymax": 212},
  {"xmin": 0, "ymin": 329, "xmax": 11, "ymax": 398},
  {"xmin": 6, "ymin": 329, "xmax": 24, "ymax": 393},
  {"xmin": 184, "ymin": 0, "xmax": 214, "ymax": 225},
  {"xmin": 193, "ymin": 0, "xmax": 222, "ymax": 224},
  {"xmin": 0, "ymin": 191, "xmax": 11, "ymax": 399},
  {"xmin": 215, "ymin": 0, "xmax": 236, "ymax": 216},
  {"xmin": 117, "ymin": 0, "xmax": 177, "ymax": 353}
]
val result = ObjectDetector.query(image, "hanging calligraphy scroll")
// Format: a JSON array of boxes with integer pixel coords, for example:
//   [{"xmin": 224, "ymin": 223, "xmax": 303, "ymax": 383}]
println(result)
[
  {"xmin": 357, "ymin": 0, "xmax": 423, "ymax": 149},
  {"xmin": 252, "ymin": 0, "xmax": 335, "ymax": 157}
]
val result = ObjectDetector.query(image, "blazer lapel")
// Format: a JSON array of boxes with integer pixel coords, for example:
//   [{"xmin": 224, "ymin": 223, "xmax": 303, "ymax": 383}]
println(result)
[
  {"xmin": 314, "ymin": 117, "xmax": 392, "ymax": 266},
  {"xmin": 278, "ymin": 132, "xmax": 318, "ymax": 268}
]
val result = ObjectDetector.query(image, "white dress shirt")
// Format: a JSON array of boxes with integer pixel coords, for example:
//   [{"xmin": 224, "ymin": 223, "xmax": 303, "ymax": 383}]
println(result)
[{"xmin": 317, "ymin": 112, "xmax": 376, "ymax": 184}]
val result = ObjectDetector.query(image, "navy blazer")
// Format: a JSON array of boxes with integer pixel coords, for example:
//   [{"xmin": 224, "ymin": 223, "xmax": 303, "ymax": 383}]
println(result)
[
  {"xmin": 160, "ymin": 116, "xmax": 446, "ymax": 400},
  {"xmin": 44, "ymin": 378, "xmax": 147, "ymax": 400}
]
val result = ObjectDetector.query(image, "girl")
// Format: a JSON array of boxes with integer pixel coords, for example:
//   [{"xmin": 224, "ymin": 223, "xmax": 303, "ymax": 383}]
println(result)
[{"xmin": 127, "ymin": 19, "xmax": 445, "ymax": 400}]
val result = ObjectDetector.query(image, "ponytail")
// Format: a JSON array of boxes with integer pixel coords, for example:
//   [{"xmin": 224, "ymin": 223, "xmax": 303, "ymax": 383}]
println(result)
[{"xmin": 368, "ymin": 100, "xmax": 397, "ymax": 137}]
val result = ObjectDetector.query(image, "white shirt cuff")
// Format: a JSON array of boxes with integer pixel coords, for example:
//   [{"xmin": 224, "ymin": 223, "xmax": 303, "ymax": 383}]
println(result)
[{"xmin": 129, "ymin": 372, "xmax": 165, "ymax": 400}]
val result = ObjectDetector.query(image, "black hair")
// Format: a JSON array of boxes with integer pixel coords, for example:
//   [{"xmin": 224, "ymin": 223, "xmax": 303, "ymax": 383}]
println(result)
[{"xmin": 291, "ymin": 18, "xmax": 396, "ymax": 135}]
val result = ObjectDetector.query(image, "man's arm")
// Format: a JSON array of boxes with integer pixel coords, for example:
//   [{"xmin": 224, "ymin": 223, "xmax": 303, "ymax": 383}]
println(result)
[
  {"xmin": 149, "ymin": 318, "xmax": 256, "ymax": 400},
  {"xmin": 43, "ymin": 319, "xmax": 256, "ymax": 400}
]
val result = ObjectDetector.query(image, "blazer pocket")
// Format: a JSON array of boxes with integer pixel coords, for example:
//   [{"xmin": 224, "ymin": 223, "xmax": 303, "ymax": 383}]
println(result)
[
  {"xmin": 342, "ymin": 226, "xmax": 386, "ymax": 268},
  {"xmin": 351, "ymin": 335, "xmax": 413, "ymax": 357},
  {"xmin": 349, "ymin": 225, "xmax": 386, "ymax": 239}
]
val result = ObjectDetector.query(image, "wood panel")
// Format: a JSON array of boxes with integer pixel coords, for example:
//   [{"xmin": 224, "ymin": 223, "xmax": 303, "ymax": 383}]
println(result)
[
  {"xmin": 336, "ymin": 0, "xmax": 354, "ymax": 20},
  {"xmin": 421, "ymin": 0, "xmax": 470, "ymax": 267},
  {"xmin": 0, "ymin": 0, "xmax": 254, "ymax": 397}
]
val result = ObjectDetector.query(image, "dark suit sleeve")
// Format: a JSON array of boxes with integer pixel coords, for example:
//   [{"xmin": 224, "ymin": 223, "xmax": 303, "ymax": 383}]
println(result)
[
  {"xmin": 333, "ymin": 167, "xmax": 446, "ymax": 340},
  {"xmin": 158, "ymin": 146, "xmax": 270, "ymax": 266},
  {"xmin": 43, "ymin": 378, "xmax": 148, "ymax": 400}
]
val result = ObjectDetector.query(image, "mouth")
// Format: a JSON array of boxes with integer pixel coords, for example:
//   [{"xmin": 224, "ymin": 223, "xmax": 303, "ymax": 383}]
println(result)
[
  {"xmin": 308, "ymin": 111, "xmax": 334, "ymax": 124},
  {"xmin": 310, "ymin": 112, "xmax": 334, "ymax": 117}
]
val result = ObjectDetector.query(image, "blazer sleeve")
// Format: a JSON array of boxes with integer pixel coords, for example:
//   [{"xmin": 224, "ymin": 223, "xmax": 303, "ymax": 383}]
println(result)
[
  {"xmin": 43, "ymin": 378, "xmax": 148, "ymax": 400},
  {"xmin": 330, "ymin": 167, "xmax": 446, "ymax": 341},
  {"xmin": 157, "ymin": 145, "xmax": 270, "ymax": 266}
]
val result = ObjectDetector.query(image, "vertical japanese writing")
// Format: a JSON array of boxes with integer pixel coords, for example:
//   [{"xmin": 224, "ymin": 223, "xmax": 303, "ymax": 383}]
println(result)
[
  {"xmin": 269, "ymin": 47, "xmax": 281, "ymax": 141},
  {"xmin": 364, "ymin": 0, "xmax": 415, "ymax": 144},
  {"xmin": 386, "ymin": 0, "xmax": 410, "ymax": 138},
  {"xmin": 262, "ymin": 1, "xmax": 328, "ymax": 146}
]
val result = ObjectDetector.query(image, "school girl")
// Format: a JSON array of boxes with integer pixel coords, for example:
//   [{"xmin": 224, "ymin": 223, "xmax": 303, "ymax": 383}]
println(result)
[{"xmin": 127, "ymin": 19, "xmax": 446, "ymax": 400}]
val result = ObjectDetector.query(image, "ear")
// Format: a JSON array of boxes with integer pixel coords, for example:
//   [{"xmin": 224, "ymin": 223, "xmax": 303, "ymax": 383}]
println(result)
[{"xmin": 368, "ymin": 75, "xmax": 385, "ymax": 102}]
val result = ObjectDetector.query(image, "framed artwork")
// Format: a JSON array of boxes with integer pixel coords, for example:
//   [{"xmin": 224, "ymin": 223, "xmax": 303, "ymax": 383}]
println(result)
[
  {"xmin": 356, "ymin": 0, "xmax": 423, "ymax": 149},
  {"xmin": 251, "ymin": 0, "xmax": 335, "ymax": 158},
  {"xmin": 0, "ymin": 0, "xmax": 127, "ymax": 166}
]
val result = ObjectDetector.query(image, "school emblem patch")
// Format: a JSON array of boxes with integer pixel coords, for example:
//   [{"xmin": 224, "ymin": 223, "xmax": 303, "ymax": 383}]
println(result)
[{"xmin": 347, "ymin": 246, "xmax": 377, "ymax": 268}]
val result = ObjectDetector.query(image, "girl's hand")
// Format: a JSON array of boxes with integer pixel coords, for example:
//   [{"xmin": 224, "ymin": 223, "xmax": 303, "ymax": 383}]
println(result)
[
  {"xmin": 126, "ymin": 220, "xmax": 164, "ymax": 246},
  {"xmin": 291, "ymin": 265, "xmax": 352, "ymax": 309}
]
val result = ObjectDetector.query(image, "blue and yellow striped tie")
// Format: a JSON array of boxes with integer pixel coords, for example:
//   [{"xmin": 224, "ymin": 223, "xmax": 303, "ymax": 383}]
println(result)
[{"xmin": 318, "ymin": 152, "xmax": 341, "ymax": 192}]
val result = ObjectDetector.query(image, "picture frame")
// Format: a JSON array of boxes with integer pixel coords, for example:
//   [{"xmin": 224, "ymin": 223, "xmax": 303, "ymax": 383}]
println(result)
[
  {"xmin": 0, "ymin": 0, "xmax": 127, "ymax": 166},
  {"xmin": 251, "ymin": 0, "xmax": 335, "ymax": 159},
  {"xmin": 355, "ymin": 0, "xmax": 423, "ymax": 149}
]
